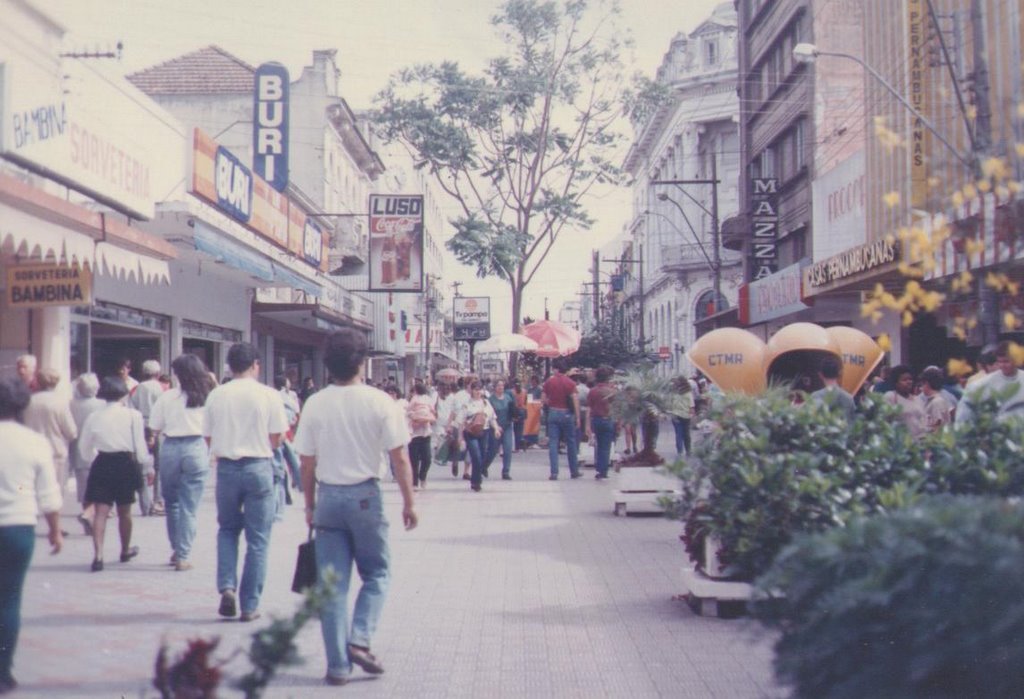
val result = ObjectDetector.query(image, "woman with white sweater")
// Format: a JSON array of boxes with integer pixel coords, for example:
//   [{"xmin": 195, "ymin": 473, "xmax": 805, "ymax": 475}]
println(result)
[
  {"xmin": 78, "ymin": 376, "xmax": 153, "ymax": 572},
  {"xmin": 0, "ymin": 377, "xmax": 63, "ymax": 695}
]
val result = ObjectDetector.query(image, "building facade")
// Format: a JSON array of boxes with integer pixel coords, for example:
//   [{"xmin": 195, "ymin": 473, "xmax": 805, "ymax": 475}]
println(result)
[{"xmin": 617, "ymin": 2, "xmax": 744, "ymax": 375}]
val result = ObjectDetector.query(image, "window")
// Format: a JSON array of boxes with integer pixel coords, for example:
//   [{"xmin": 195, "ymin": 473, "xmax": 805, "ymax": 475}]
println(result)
[
  {"xmin": 760, "ymin": 148, "xmax": 775, "ymax": 178},
  {"xmin": 793, "ymin": 119, "xmax": 806, "ymax": 170},
  {"xmin": 706, "ymin": 39, "xmax": 719, "ymax": 66}
]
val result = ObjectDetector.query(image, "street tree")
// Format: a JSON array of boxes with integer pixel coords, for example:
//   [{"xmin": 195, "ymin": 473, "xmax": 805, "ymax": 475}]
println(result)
[{"xmin": 374, "ymin": 0, "xmax": 649, "ymax": 341}]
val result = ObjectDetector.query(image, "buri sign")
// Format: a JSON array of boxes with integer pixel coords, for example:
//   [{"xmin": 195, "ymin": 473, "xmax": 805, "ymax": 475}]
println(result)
[
  {"xmin": 368, "ymin": 194, "xmax": 424, "ymax": 293},
  {"xmin": 453, "ymin": 297, "xmax": 491, "ymax": 341},
  {"xmin": 6, "ymin": 263, "xmax": 92, "ymax": 308},
  {"xmin": 253, "ymin": 63, "xmax": 289, "ymax": 192}
]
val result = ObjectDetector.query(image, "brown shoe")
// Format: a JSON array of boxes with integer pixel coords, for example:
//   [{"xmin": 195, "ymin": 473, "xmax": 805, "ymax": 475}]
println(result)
[
  {"xmin": 239, "ymin": 610, "xmax": 262, "ymax": 622},
  {"xmin": 347, "ymin": 645, "xmax": 384, "ymax": 674},
  {"xmin": 175, "ymin": 560, "xmax": 194, "ymax": 572},
  {"xmin": 324, "ymin": 674, "xmax": 349, "ymax": 686}
]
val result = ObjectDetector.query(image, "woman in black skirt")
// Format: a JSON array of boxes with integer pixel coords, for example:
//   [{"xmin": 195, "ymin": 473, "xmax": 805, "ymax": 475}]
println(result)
[{"xmin": 77, "ymin": 377, "xmax": 153, "ymax": 572}]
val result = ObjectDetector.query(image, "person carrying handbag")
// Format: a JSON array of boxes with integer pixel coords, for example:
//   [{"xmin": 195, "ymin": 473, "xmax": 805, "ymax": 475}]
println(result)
[{"xmin": 77, "ymin": 377, "xmax": 153, "ymax": 572}]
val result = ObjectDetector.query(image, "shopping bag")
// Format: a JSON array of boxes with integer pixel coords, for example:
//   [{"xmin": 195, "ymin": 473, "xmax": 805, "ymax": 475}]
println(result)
[
  {"xmin": 434, "ymin": 438, "xmax": 451, "ymax": 464},
  {"xmin": 291, "ymin": 528, "xmax": 317, "ymax": 594}
]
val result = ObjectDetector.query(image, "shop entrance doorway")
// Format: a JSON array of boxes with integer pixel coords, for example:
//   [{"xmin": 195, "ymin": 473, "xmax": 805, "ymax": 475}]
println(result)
[{"xmin": 92, "ymin": 323, "xmax": 163, "ymax": 382}]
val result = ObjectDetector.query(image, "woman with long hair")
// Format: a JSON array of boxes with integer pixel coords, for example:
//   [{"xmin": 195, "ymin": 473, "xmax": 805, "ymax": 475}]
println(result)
[
  {"xmin": 78, "ymin": 377, "xmax": 153, "ymax": 572},
  {"xmin": 457, "ymin": 381, "xmax": 500, "ymax": 492},
  {"xmin": 148, "ymin": 354, "xmax": 215, "ymax": 571}
]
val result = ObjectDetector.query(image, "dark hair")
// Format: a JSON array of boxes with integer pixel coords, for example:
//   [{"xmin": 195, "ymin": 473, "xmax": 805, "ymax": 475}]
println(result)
[
  {"xmin": 920, "ymin": 366, "xmax": 945, "ymax": 391},
  {"xmin": 323, "ymin": 329, "xmax": 367, "ymax": 382},
  {"xmin": 385, "ymin": 385, "xmax": 400, "ymax": 397},
  {"xmin": 116, "ymin": 357, "xmax": 132, "ymax": 370},
  {"xmin": 890, "ymin": 364, "xmax": 914, "ymax": 383},
  {"xmin": 595, "ymin": 365, "xmax": 614, "ymax": 382},
  {"xmin": 552, "ymin": 357, "xmax": 569, "ymax": 372},
  {"xmin": 172, "ymin": 354, "xmax": 213, "ymax": 408},
  {"xmin": 97, "ymin": 376, "xmax": 129, "ymax": 402},
  {"xmin": 274, "ymin": 374, "xmax": 289, "ymax": 390},
  {"xmin": 226, "ymin": 343, "xmax": 259, "ymax": 375},
  {"xmin": 411, "ymin": 383, "xmax": 426, "ymax": 396},
  {"xmin": 995, "ymin": 341, "xmax": 1013, "ymax": 359},
  {"xmin": 0, "ymin": 377, "xmax": 31, "ymax": 420},
  {"xmin": 470, "ymin": 380, "xmax": 482, "ymax": 390},
  {"xmin": 819, "ymin": 356, "xmax": 842, "ymax": 380}
]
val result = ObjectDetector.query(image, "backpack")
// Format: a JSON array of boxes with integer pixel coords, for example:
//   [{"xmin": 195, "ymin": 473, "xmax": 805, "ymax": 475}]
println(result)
[
  {"xmin": 409, "ymin": 401, "xmax": 434, "ymax": 426},
  {"xmin": 466, "ymin": 411, "xmax": 488, "ymax": 437}
]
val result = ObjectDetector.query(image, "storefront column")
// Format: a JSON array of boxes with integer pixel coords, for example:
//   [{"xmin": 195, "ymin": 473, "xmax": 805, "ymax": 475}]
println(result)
[
  {"xmin": 35, "ymin": 306, "xmax": 71, "ymax": 379},
  {"xmin": 169, "ymin": 316, "xmax": 183, "ymax": 364},
  {"xmin": 262, "ymin": 333, "xmax": 275, "ymax": 384}
]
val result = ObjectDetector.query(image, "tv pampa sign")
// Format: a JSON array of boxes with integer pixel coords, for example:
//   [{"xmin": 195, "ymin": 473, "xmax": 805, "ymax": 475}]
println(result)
[{"xmin": 453, "ymin": 296, "xmax": 490, "ymax": 341}]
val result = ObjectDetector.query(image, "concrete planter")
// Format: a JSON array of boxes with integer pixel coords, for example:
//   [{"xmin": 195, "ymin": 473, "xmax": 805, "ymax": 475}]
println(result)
[{"xmin": 611, "ymin": 464, "xmax": 679, "ymax": 516}]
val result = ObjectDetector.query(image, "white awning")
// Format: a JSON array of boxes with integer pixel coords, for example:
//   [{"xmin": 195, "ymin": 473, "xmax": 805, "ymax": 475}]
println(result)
[
  {"xmin": 0, "ymin": 203, "xmax": 95, "ymax": 265},
  {"xmin": 96, "ymin": 242, "xmax": 170, "ymax": 285}
]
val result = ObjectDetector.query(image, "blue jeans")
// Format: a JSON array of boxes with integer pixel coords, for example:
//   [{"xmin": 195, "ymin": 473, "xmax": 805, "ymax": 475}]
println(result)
[
  {"xmin": 592, "ymin": 416, "xmax": 616, "ymax": 477},
  {"xmin": 314, "ymin": 480, "xmax": 390, "ymax": 680},
  {"xmin": 485, "ymin": 427, "xmax": 515, "ymax": 476},
  {"xmin": 0, "ymin": 526, "xmax": 33, "ymax": 683},
  {"xmin": 464, "ymin": 431, "xmax": 487, "ymax": 486},
  {"xmin": 547, "ymin": 409, "xmax": 579, "ymax": 477},
  {"xmin": 215, "ymin": 457, "xmax": 276, "ymax": 615},
  {"xmin": 671, "ymin": 417, "xmax": 691, "ymax": 456},
  {"xmin": 160, "ymin": 436, "xmax": 209, "ymax": 562}
]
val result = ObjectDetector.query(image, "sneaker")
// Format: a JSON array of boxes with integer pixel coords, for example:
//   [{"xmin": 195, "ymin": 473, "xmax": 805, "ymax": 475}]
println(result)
[
  {"xmin": 239, "ymin": 610, "xmax": 262, "ymax": 622},
  {"xmin": 324, "ymin": 674, "xmax": 349, "ymax": 686},
  {"xmin": 470, "ymin": 483, "xmax": 482, "ymax": 492},
  {"xmin": 119, "ymin": 546, "xmax": 140, "ymax": 562},
  {"xmin": 218, "ymin": 590, "xmax": 237, "ymax": 618},
  {"xmin": 502, "ymin": 474, "xmax": 512, "ymax": 480},
  {"xmin": 347, "ymin": 645, "xmax": 385, "ymax": 674},
  {"xmin": 175, "ymin": 560, "xmax": 194, "ymax": 572}
]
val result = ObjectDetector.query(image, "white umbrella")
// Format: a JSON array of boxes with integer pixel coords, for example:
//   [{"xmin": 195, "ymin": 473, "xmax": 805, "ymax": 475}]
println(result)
[{"xmin": 476, "ymin": 333, "xmax": 539, "ymax": 353}]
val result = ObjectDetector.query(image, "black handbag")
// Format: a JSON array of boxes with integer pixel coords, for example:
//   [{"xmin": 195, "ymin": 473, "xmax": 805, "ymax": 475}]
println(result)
[{"xmin": 291, "ymin": 527, "xmax": 318, "ymax": 594}]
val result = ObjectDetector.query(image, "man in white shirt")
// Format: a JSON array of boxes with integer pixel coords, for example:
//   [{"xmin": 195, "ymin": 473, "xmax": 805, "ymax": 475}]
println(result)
[
  {"xmin": 203, "ymin": 343, "xmax": 288, "ymax": 622},
  {"xmin": 447, "ymin": 378, "xmax": 472, "ymax": 479},
  {"xmin": 294, "ymin": 329, "xmax": 417, "ymax": 685},
  {"xmin": 956, "ymin": 341, "xmax": 1024, "ymax": 425},
  {"xmin": 131, "ymin": 360, "xmax": 165, "ymax": 515}
]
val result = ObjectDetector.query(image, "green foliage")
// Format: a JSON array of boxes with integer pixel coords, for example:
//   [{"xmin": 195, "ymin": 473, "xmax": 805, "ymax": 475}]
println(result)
[
  {"xmin": 566, "ymin": 319, "xmax": 646, "ymax": 370},
  {"xmin": 671, "ymin": 390, "xmax": 925, "ymax": 581},
  {"xmin": 609, "ymin": 369, "xmax": 687, "ymax": 426},
  {"xmin": 922, "ymin": 389, "xmax": 1024, "ymax": 496},
  {"xmin": 373, "ymin": 0, "xmax": 638, "ymax": 331},
  {"xmin": 153, "ymin": 571, "xmax": 338, "ymax": 699},
  {"xmin": 753, "ymin": 497, "xmax": 1024, "ymax": 699}
]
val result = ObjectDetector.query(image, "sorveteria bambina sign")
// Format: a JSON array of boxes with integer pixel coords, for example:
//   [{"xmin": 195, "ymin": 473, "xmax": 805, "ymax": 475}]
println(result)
[{"xmin": 7, "ymin": 263, "xmax": 92, "ymax": 308}]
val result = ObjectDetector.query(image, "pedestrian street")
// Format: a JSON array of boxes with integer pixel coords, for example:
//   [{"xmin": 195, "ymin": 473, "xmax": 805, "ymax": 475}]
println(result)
[{"xmin": 15, "ymin": 437, "xmax": 780, "ymax": 698}]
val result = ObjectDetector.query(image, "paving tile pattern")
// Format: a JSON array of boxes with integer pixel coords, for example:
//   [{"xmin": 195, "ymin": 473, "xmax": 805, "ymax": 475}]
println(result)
[{"xmin": 15, "ymin": 429, "xmax": 783, "ymax": 698}]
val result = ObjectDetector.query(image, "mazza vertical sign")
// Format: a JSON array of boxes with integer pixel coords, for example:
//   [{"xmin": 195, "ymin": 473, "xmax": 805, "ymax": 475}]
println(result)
[
  {"xmin": 253, "ymin": 63, "xmax": 289, "ymax": 192},
  {"xmin": 368, "ymin": 194, "xmax": 424, "ymax": 293},
  {"xmin": 750, "ymin": 177, "xmax": 779, "ymax": 281}
]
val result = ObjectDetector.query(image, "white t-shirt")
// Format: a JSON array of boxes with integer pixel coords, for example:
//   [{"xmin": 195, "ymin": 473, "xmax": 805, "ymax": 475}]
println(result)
[
  {"xmin": 407, "ymin": 394, "xmax": 436, "ymax": 438},
  {"xmin": 149, "ymin": 388, "xmax": 205, "ymax": 437},
  {"xmin": 78, "ymin": 403, "xmax": 154, "ymax": 472},
  {"xmin": 0, "ymin": 422, "xmax": 62, "ymax": 526},
  {"xmin": 293, "ymin": 383, "xmax": 410, "ymax": 485},
  {"xmin": 203, "ymin": 377, "xmax": 289, "ymax": 459},
  {"xmin": 131, "ymin": 378, "xmax": 165, "ymax": 420}
]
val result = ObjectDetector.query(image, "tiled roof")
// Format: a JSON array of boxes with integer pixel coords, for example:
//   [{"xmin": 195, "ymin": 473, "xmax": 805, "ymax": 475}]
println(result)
[{"xmin": 127, "ymin": 45, "xmax": 255, "ymax": 95}]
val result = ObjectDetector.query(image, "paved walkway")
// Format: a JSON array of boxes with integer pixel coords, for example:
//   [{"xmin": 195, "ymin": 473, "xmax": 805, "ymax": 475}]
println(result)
[{"xmin": 14, "ymin": 434, "xmax": 780, "ymax": 698}]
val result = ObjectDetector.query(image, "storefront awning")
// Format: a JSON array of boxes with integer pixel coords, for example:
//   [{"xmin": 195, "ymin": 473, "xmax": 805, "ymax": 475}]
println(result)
[
  {"xmin": 272, "ymin": 262, "xmax": 322, "ymax": 298},
  {"xmin": 193, "ymin": 222, "xmax": 275, "ymax": 282}
]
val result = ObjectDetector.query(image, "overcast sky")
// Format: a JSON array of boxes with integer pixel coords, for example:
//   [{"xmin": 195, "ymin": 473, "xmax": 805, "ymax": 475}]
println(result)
[{"xmin": 45, "ymin": 0, "xmax": 726, "ymax": 331}]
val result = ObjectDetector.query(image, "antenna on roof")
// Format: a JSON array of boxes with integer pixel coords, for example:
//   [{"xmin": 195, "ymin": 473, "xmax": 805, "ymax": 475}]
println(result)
[{"xmin": 61, "ymin": 41, "xmax": 123, "ymax": 61}]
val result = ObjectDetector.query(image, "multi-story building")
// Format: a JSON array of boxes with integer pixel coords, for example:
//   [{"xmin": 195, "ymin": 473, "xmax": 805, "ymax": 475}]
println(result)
[{"xmin": 617, "ymin": 2, "xmax": 744, "ymax": 375}]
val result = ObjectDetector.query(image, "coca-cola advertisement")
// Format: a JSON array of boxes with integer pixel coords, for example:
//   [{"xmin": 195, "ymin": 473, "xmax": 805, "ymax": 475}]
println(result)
[{"xmin": 368, "ymin": 194, "xmax": 424, "ymax": 292}]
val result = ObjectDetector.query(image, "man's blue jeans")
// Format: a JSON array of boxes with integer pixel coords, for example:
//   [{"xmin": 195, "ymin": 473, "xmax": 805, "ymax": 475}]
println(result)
[
  {"xmin": 160, "ymin": 436, "xmax": 209, "ymax": 562},
  {"xmin": 215, "ymin": 457, "xmax": 275, "ymax": 615},
  {"xmin": 671, "ymin": 417, "xmax": 692, "ymax": 456},
  {"xmin": 315, "ymin": 480, "xmax": 390, "ymax": 680},
  {"xmin": 485, "ymin": 427, "xmax": 515, "ymax": 476},
  {"xmin": 464, "ymin": 431, "xmax": 487, "ymax": 486},
  {"xmin": 0, "ymin": 526, "xmax": 34, "ymax": 683},
  {"xmin": 547, "ymin": 408, "xmax": 579, "ymax": 477},
  {"xmin": 592, "ymin": 416, "xmax": 616, "ymax": 477}
]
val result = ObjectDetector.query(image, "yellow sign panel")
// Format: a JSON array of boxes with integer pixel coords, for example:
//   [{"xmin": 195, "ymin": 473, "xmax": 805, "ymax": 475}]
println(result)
[{"xmin": 6, "ymin": 263, "xmax": 92, "ymax": 308}]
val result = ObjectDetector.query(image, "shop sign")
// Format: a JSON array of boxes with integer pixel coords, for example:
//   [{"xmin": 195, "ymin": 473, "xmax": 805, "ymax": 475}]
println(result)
[
  {"xmin": 368, "ymin": 194, "xmax": 424, "ymax": 293},
  {"xmin": 811, "ymin": 151, "xmax": 866, "ymax": 262},
  {"xmin": 6, "ymin": 263, "xmax": 92, "ymax": 308},
  {"xmin": 658, "ymin": 346, "xmax": 671, "ymax": 361},
  {"xmin": 803, "ymin": 237, "xmax": 900, "ymax": 293},
  {"xmin": 2, "ymin": 63, "xmax": 157, "ymax": 219},
  {"xmin": 214, "ymin": 146, "xmax": 253, "ymax": 222},
  {"xmin": 303, "ymin": 219, "xmax": 324, "ymax": 267},
  {"xmin": 750, "ymin": 178, "xmax": 778, "ymax": 281},
  {"xmin": 740, "ymin": 262, "xmax": 810, "ymax": 325},
  {"xmin": 453, "ymin": 296, "xmax": 490, "ymax": 341},
  {"xmin": 252, "ymin": 63, "xmax": 289, "ymax": 192},
  {"xmin": 907, "ymin": 0, "xmax": 929, "ymax": 208}
]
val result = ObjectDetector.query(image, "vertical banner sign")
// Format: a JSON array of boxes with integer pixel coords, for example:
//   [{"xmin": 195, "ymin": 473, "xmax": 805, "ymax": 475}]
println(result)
[
  {"xmin": 368, "ymin": 194, "xmax": 424, "ymax": 293},
  {"xmin": 906, "ymin": 0, "xmax": 928, "ymax": 208},
  {"xmin": 453, "ymin": 297, "xmax": 491, "ymax": 341},
  {"xmin": 253, "ymin": 63, "xmax": 289, "ymax": 192},
  {"xmin": 750, "ymin": 177, "xmax": 779, "ymax": 281}
]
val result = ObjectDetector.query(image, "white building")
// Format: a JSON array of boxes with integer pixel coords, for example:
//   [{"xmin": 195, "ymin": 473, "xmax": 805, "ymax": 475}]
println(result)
[{"xmin": 617, "ymin": 1, "xmax": 744, "ymax": 376}]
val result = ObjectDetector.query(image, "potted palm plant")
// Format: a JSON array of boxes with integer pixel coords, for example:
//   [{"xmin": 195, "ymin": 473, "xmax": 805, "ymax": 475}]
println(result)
[{"xmin": 608, "ymin": 369, "xmax": 686, "ymax": 515}]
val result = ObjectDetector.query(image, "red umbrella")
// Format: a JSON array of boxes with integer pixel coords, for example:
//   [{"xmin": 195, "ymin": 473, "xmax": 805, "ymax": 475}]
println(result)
[{"xmin": 521, "ymin": 319, "xmax": 581, "ymax": 358}]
